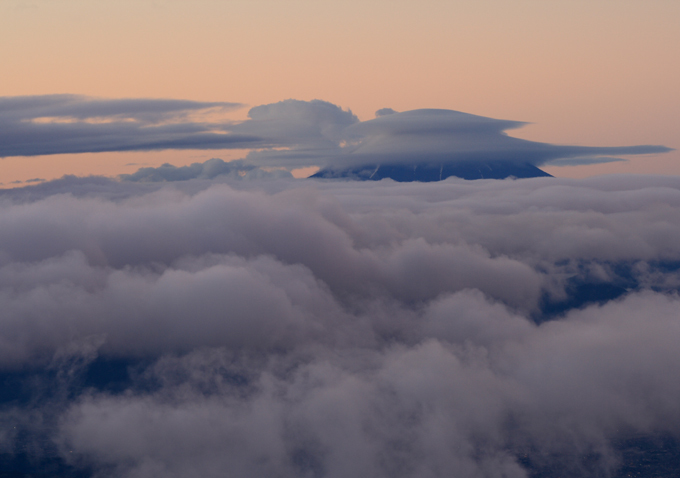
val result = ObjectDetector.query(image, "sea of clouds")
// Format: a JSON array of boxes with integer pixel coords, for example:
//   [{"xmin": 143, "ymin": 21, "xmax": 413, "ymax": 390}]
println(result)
[{"xmin": 1, "ymin": 172, "xmax": 680, "ymax": 477}]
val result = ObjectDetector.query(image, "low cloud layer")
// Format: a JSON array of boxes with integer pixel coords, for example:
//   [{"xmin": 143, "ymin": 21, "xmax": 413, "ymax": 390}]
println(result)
[
  {"xmin": 1, "ymin": 173, "xmax": 680, "ymax": 477},
  {"xmin": 1, "ymin": 96, "xmax": 671, "ymax": 172}
]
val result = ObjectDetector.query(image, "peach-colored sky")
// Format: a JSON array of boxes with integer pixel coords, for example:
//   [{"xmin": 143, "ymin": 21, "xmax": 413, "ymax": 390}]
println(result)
[{"xmin": 1, "ymin": 0, "xmax": 678, "ymax": 184}]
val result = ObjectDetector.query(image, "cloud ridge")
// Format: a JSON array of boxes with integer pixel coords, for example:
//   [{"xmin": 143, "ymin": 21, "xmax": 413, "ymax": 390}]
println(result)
[{"xmin": 1, "ymin": 174, "xmax": 680, "ymax": 476}]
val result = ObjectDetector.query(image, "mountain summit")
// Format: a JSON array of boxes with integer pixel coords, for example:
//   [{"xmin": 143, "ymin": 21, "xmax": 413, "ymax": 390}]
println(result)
[{"xmin": 310, "ymin": 160, "xmax": 553, "ymax": 181}]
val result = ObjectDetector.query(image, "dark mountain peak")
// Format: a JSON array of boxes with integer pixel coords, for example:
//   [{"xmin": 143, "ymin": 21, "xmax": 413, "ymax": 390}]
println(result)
[{"xmin": 310, "ymin": 160, "xmax": 552, "ymax": 182}]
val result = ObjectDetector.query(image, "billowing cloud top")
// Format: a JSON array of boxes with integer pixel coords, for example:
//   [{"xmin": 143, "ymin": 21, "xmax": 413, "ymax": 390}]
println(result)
[
  {"xmin": 1, "ymin": 171, "xmax": 680, "ymax": 477},
  {"xmin": 0, "ymin": 96, "xmax": 671, "ymax": 173}
]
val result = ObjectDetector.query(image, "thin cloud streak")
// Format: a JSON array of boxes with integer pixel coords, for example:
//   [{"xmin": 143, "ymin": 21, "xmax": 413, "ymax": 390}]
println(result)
[{"xmin": 0, "ymin": 95, "xmax": 261, "ymax": 157}]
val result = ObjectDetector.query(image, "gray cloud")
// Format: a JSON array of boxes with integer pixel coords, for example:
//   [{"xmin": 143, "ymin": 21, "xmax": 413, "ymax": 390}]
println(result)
[
  {"xmin": 546, "ymin": 156, "xmax": 627, "ymax": 167},
  {"xmin": 375, "ymin": 107, "xmax": 398, "ymax": 117},
  {"xmin": 1, "ymin": 174, "xmax": 680, "ymax": 477},
  {"xmin": 237, "ymin": 99, "xmax": 360, "ymax": 168},
  {"xmin": 119, "ymin": 158, "xmax": 292, "ymax": 182},
  {"xmin": 1, "ymin": 105, "xmax": 680, "ymax": 476},
  {"xmin": 1, "ymin": 96, "xmax": 670, "ymax": 174},
  {"xmin": 318, "ymin": 109, "xmax": 671, "ymax": 170},
  {"xmin": 0, "ymin": 95, "xmax": 242, "ymax": 122},
  {"xmin": 0, "ymin": 95, "xmax": 259, "ymax": 157},
  {"xmin": 50, "ymin": 292, "xmax": 680, "ymax": 478},
  {"xmin": 235, "ymin": 104, "xmax": 672, "ymax": 170}
]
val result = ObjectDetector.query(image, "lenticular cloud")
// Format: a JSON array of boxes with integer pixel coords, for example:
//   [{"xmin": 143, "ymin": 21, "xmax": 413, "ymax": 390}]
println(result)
[
  {"xmin": 1, "ymin": 96, "xmax": 671, "ymax": 177},
  {"xmin": 1, "ymin": 174, "xmax": 680, "ymax": 477}
]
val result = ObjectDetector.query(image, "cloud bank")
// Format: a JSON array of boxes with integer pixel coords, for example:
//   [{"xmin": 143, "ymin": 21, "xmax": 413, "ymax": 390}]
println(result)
[
  {"xmin": 1, "ymin": 96, "xmax": 671, "ymax": 174},
  {"xmin": 1, "ymin": 173, "xmax": 680, "ymax": 477},
  {"xmin": 0, "ymin": 95, "xmax": 259, "ymax": 156}
]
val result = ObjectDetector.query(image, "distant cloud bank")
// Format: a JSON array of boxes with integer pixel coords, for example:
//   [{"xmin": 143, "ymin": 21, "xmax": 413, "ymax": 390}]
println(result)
[
  {"xmin": 0, "ymin": 95, "xmax": 257, "ymax": 156},
  {"xmin": 1, "ymin": 173, "xmax": 680, "ymax": 477},
  {"xmin": 0, "ymin": 96, "xmax": 671, "ymax": 174}
]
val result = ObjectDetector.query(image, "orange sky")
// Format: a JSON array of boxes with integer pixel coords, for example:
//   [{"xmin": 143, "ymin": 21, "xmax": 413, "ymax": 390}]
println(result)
[{"xmin": 1, "ymin": 0, "xmax": 678, "ymax": 184}]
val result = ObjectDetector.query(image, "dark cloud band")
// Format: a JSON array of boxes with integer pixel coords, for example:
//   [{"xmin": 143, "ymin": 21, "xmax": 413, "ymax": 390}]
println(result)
[{"xmin": 1, "ymin": 96, "xmax": 671, "ymax": 173}]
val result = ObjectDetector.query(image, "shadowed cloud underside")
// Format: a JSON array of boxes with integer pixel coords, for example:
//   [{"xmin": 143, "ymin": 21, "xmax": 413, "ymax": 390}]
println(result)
[{"xmin": 0, "ymin": 96, "xmax": 671, "ymax": 182}]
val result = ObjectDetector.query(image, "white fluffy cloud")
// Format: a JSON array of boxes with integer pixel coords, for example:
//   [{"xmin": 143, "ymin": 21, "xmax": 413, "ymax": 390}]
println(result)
[{"xmin": 1, "ymin": 174, "xmax": 680, "ymax": 477}]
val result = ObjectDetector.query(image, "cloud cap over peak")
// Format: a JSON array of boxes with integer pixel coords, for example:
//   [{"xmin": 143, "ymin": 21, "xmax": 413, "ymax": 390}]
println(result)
[
  {"xmin": 0, "ymin": 94, "xmax": 243, "ymax": 122},
  {"xmin": 322, "ymin": 108, "xmax": 672, "ymax": 171},
  {"xmin": 0, "ymin": 96, "xmax": 672, "ymax": 177},
  {"xmin": 353, "ymin": 108, "xmax": 528, "ymax": 135}
]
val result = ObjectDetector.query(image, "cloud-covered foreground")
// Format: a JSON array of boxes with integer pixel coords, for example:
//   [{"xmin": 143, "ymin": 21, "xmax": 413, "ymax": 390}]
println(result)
[{"xmin": 1, "ymin": 175, "xmax": 680, "ymax": 477}]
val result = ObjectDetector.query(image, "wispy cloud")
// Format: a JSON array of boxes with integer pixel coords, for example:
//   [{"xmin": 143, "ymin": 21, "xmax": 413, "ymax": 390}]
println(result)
[
  {"xmin": 326, "ymin": 108, "xmax": 671, "ymax": 168},
  {"xmin": 0, "ymin": 95, "xmax": 259, "ymax": 156},
  {"xmin": 119, "ymin": 158, "xmax": 292, "ymax": 182}
]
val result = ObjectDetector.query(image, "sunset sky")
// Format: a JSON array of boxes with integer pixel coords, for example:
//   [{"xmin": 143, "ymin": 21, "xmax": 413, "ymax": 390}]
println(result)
[{"xmin": 1, "ymin": 0, "xmax": 678, "ymax": 184}]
